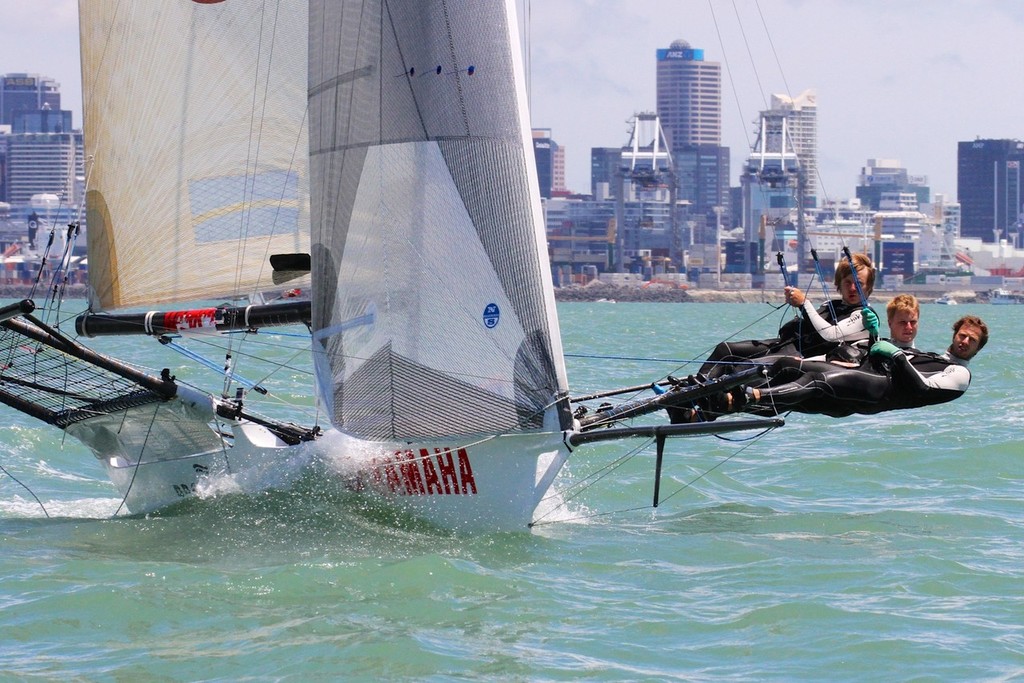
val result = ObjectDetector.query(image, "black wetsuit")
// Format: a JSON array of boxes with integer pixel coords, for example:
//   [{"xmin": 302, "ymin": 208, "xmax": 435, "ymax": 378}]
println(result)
[
  {"xmin": 744, "ymin": 348, "xmax": 971, "ymax": 418},
  {"xmin": 699, "ymin": 300, "xmax": 871, "ymax": 379}
]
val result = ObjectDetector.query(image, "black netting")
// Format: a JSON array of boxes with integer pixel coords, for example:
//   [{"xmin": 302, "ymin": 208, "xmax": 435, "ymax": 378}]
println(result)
[{"xmin": 0, "ymin": 319, "xmax": 163, "ymax": 425}]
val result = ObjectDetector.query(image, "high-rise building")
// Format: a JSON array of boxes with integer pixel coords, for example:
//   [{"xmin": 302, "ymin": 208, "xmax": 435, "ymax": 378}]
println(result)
[
  {"xmin": 0, "ymin": 74, "xmax": 60, "ymax": 127},
  {"xmin": 656, "ymin": 39, "xmax": 728, "ymax": 234},
  {"xmin": 590, "ymin": 147, "xmax": 622, "ymax": 199},
  {"xmin": 4, "ymin": 131, "xmax": 83, "ymax": 206},
  {"xmin": 768, "ymin": 90, "xmax": 818, "ymax": 205},
  {"xmin": 673, "ymin": 143, "xmax": 728, "ymax": 243},
  {"xmin": 656, "ymin": 40, "xmax": 721, "ymax": 147},
  {"xmin": 957, "ymin": 138, "xmax": 1024, "ymax": 242},
  {"xmin": 532, "ymin": 128, "xmax": 566, "ymax": 198}
]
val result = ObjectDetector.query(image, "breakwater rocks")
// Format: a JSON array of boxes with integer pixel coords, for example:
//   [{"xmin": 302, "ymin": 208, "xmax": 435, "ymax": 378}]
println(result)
[
  {"xmin": 0, "ymin": 284, "xmax": 89, "ymax": 300},
  {"xmin": 553, "ymin": 283, "xmax": 776, "ymax": 304},
  {"xmin": 554, "ymin": 284, "xmax": 983, "ymax": 305}
]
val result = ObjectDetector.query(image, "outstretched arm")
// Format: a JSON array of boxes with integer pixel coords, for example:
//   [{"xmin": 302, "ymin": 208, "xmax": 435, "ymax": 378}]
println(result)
[{"xmin": 799, "ymin": 301, "xmax": 873, "ymax": 343}]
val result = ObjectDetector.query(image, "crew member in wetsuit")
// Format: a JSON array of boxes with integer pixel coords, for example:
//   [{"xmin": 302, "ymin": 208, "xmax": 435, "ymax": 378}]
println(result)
[
  {"xmin": 817, "ymin": 292, "xmax": 920, "ymax": 365},
  {"xmin": 732, "ymin": 314, "xmax": 988, "ymax": 418},
  {"xmin": 697, "ymin": 252, "xmax": 879, "ymax": 380},
  {"xmin": 884, "ymin": 293, "xmax": 920, "ymax": 350}
]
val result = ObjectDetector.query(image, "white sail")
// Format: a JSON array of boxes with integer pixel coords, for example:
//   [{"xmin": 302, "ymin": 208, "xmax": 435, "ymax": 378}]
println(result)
[
  {"xmin": 80, "ymin": 0, "xmax": 310, "ymax": 310},
  {"xmin": 308, "ymin": 0, "xmax": 571, "ymax": 441}
]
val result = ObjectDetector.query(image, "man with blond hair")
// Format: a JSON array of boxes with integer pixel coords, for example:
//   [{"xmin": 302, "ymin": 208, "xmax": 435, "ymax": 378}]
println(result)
[{"xmin": 886, "ymin": 293, "xmax": 919, "ymax": 349}]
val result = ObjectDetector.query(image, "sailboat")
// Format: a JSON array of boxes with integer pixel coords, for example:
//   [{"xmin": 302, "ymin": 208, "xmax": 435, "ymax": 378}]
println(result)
[{"xmin": 0, "ymin": 0, "xmax": 780, "ymax": 531}]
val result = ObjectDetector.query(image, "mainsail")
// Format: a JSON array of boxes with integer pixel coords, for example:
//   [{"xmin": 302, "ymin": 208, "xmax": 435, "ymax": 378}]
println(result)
[
  {"xmin": 308, "ymin": 0, "xmax": 572, "ymax": 441},
  {"xmin": 79, "ymin": 0, "xmax": 310, "ymax": 310}
]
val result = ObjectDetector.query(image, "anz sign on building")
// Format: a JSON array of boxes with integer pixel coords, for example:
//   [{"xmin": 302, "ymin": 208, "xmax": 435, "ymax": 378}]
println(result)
[{"xmin": 656, "ymin": 47, "xmax": 704, "ymax": 62}]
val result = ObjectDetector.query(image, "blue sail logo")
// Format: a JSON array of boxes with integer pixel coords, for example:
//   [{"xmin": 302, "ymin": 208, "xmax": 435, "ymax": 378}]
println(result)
[{"xmin": 482, "ymin": 303, "xmax": 500, "ymax": 329}]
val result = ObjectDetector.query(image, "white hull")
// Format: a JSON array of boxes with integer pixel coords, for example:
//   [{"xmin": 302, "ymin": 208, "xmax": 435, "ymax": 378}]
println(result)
[
  {"xmin": 990, "ymin": 289, "xmax": 1019, "ymax": 304},
  {"xmin": 101, "ymin": 415, "xmax": 571, "ymax": 532}
]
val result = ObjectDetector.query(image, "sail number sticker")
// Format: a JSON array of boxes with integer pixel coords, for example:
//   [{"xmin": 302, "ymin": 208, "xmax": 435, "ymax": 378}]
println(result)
[{"xmin": 482, "ymin": 303, "xmax": 500, "ymax": 329}]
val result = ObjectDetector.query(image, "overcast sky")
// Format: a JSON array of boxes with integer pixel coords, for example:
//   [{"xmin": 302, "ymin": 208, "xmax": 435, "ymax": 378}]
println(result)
[{"xmin": 5, "ymin": 0, "xmax": 1023, "ymax": 201}]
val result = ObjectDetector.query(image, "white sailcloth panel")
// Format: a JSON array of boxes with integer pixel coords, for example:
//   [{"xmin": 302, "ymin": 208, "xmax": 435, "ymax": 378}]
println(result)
[
  {"xmin": 308, "ymin": 0, "xmax": 571, "ymax": 440},
  {"xmin": 80, "ymin": 0, "xmax": 309, "ymax": 310}
]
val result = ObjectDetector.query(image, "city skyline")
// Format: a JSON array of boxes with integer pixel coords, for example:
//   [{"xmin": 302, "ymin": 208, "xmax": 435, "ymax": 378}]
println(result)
[{"xmin": 4, "ymin": 1, "xmax": 1024, "ymax": 201}]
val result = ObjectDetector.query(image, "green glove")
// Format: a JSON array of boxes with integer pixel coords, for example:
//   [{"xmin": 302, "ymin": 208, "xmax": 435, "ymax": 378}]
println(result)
[
  {"xmin": 861, "ymin": 307, "xmax": 879, "ymax": 336},
  {"xmin": 869, "ymin": 340, "xmax": 902, "ymax": 359}
]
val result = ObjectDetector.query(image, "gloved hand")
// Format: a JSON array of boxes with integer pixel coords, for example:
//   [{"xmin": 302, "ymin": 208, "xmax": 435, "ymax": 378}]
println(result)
[
  {"xmin": 869, "ymin": 340, "xmax": 903, "ymax": 359},
  {"xmin": 861, "ymin": 307, "xmax": 879, "ymax": 336}
]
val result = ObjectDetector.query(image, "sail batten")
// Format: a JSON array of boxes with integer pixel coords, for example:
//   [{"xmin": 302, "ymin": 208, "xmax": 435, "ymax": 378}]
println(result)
[{"xmin": 309, "ymin": 0, "xmax": 570, "ymax": 441}]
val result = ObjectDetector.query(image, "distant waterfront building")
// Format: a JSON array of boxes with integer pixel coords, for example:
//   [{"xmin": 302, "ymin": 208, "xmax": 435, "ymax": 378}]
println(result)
[
  {"xmin": 655, "ymin": 39, "xmax": 729, "ymax": 233},
  {"xmin": 544, "ymin": 194, "xmax": 678, "ymax": 280},
  {"xmin": 590, "ymin": 147, "xmax": 621, "ymax": 199},
  {"xmin": 12, "ymin": 106, "xmax": 72, "ymax": 134},
  {"xmin": 957, "ymin": 138, "xmax": 1024, "ymax": 243},
  {"xmin": 768, "ymin": 90, "xmax": 818, "ymax": 205},
  {"xmin": 856, "ymin": 158, "xmax": 929, "ymax": 211},
  {"xmin": 0, "ymin": 73, "xmax": 60, "ymax": 127},
  {"xmin": 3, "ymin": 131, "xmax": 84, "ymax": 207},
  {"xmin": 738, "ymin": 103, "xmax": 804, "ymax": 274},
  {"xmin": 673, "ymin": 143, "xmax": 728, "ymax": 243},
  {"xmin": 919, "ymin": 194, "xmax": 962, "ymax": 270},
  {"xmin": 532, "ymin": 129, "xmax": 566, "ymax": 198}
]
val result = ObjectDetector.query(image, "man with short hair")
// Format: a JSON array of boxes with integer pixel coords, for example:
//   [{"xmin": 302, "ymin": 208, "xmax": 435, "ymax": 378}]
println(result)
[{"xmin": 886, "ymin": 293, "xmax": 919, "ymax": 348}]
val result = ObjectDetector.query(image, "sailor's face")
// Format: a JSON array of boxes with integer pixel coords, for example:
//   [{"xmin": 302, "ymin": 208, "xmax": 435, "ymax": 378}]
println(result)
[
  {"xmin": 889, "ymin": 310, "xmax": 918, "ymax": 345},
  {"xmin": 839, "ymin": 270, "xmax": 871, "ymax": 305},
  {"xmin": 950, "ymin": 323, "xmax": 983, "ymax": 360}
]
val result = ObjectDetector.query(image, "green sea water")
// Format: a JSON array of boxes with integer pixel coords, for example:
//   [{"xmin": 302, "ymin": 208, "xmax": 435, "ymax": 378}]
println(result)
[{"xmin": 1, "ymin": 301, "xmax": 1022, "ymax": 681}]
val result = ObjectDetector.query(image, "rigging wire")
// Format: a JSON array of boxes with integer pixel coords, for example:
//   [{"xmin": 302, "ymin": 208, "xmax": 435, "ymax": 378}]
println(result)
[
  {"xmin": 752, "ymin": 0, "xmax": 831, "ymax": 206},
  {"xmin": 708, "ymin": 0, "xmax": 753, "ymax": 160},
  {"xmin": 754, "ymin": 0, "xmax": 792, "ymax": 108},
  {"xmin": 530, "ymin": 423, "xmax": 777, "ymax": 527},
  {"xmin": 731, "ymin": 0, "xmax": 769, "ymax": 112},
  {"xmin": 0, "ymin": 464, "xmax": 49, "ymax": 518},
  {"xmin": 112, "ymin": 402, "xmax": 163, "ymax": 517},
  {"xmin": 224, "ymin": 0, "xmax": 275, "ymax": 400}
]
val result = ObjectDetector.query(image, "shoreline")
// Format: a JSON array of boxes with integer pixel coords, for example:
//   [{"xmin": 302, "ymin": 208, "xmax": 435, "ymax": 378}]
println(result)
[
  {"xmin": 553, "ymin": 283, "xmax": 983, "ymax": 304},
  {"xmin": 0, "ymin": 284, "xmax": 984, "ymax": 305},
  {"xmin": 0, "ymin": 284, "xmax": 89, "ymax": 301}
]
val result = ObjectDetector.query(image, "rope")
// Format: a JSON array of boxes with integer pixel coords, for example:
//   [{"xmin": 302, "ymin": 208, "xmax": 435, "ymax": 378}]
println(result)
[
  {"xmin": 0, "ymin": 464, "xmax": 49, "ymax": 518},
  {"xmin": 530, "ymin": 423, "xmax": 776, "ymax": 527},
  {"xmin": 112, "ymin": 402, "xmax": 162, "ymax": 517}
]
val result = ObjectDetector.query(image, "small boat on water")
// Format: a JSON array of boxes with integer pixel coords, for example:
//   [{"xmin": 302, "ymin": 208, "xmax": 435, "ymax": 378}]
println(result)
[
  {"xmin": 989, "ymin": 288, "xmax": 1021, "ymax": 305},
  {"xmin": 935, "ymin": 294, "xmax": 957, "ymax": 305}
]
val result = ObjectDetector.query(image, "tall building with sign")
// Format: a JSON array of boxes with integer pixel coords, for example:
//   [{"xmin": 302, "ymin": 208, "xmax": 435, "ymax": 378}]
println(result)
[
  {"xmin": 0, "ymin": 73, "xmax": 61, "ymax": 127},
  {"xmin": 656, "ymin": 40, "xmax": 729, "ymax": 236},
  {"xmin": 656, "ymin": 40, "xmax": 721, "ymax": 146}
]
